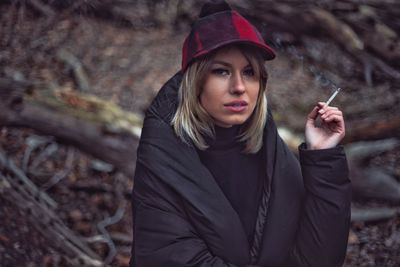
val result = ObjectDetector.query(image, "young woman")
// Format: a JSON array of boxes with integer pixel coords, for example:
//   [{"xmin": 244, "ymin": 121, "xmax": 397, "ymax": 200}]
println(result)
[{"xmin": 130, "ymin": 1, "xmax": 351, "ymax": 266}]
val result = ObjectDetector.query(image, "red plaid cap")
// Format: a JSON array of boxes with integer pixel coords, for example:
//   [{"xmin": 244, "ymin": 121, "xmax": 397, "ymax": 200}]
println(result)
[{"xmin": 181, "ymin": 10, "xmax": 275, "ymax": 71}]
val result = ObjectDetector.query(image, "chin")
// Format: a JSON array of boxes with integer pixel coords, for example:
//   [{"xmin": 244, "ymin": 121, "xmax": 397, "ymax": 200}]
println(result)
[{"xmin": 216, "ymin": 115, "xmax": 250, "ymax": 127}]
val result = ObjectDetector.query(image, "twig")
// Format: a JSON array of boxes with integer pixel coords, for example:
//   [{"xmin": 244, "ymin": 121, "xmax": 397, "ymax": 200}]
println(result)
[
  {"xmin": 57, "ymin": 49, "xmax": 91, "ymax": 92},
  {"xmin": 27, "ymin": 0, "xmax": 88, "ymax": 60},
  {"xmin": 372, "ymin": 56, "xmax": 400, "ymax": 80},
  {"xmin": 42, "ymin": 147, "xmax": 75, "ymax": 191},
  {"xmin": 30, "ymin": 142, "xmax": 59, "ymax": 171},
  {"xmin": 69, "ymin": 182, "xmax": 113, "ymax": 194},
  {"xmin": 0, "ymin": 149, "xmax": 105, "ymax": 267},
  {"xmin": 83, "ymin": 232, "xmax": 132, "ymax": 245},
  {"xmin": 361, "ymin": 54, "xmax": 374, "ymax": 87},
  {"xmin": 0, "ymin": 148, "xmax": 57, "ymax": 209},
  {"xmin": 28, "ymin": 0, "xmax": 56, "ymax": 17},
  {"xmin": 23, "ymin": 135, "xmax": 54, "ymax": 172},
  {"xmin": 96, "ymin": 173, "xmax": 127, "ymax": 265},
  {"xmin": 84, "ymin": 235, "xmax": 109, "ymax": 244},
  {"xmin": 109, "ymin": 232, "xmax": 132, "ymax": 245},
  {"xmin": 0, "ymin": 172, "xmax": 104, "ymax": 266}
]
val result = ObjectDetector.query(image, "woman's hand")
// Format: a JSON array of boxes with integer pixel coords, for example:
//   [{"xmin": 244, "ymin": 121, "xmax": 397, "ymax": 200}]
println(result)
[{"xmin": 305, "ymin": 102, "xmax": 345, "ymax": 150}]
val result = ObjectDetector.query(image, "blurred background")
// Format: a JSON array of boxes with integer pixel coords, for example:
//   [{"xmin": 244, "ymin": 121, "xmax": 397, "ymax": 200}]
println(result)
[{"xmin": 0, "ymin": 0, "xmax": 399, "ymax": 266}]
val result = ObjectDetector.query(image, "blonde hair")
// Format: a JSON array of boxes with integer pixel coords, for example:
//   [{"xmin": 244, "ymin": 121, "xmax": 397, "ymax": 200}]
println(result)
[{"xmin": 172, "ymin": 44, "xmax": 268, "ymax": 153}]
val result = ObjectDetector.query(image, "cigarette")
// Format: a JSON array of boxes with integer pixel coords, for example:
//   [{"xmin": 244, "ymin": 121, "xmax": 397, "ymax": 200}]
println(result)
[{"xmin": 325, "ymin": 88, "xmax": 341, "ymax": 106}]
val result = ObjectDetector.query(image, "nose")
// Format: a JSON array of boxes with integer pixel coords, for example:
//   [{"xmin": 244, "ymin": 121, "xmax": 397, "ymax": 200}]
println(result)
[{"xmin": 230, "ymin": 72, "xmax": 245, "ymax": 95}]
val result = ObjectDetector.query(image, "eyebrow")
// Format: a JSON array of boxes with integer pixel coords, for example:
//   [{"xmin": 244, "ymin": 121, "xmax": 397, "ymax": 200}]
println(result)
[{"xmin": 211, "ymin": 60, "xmax": 251, "ymax": 68}]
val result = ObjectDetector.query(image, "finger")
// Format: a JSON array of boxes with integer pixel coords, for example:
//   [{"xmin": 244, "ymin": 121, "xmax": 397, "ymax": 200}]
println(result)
[
  {"xmin": 322, "ymin": 114, "xmax": 342, "ymax": 123},
  {"xmin": 318, "ymin": 103, "xmax": 339, "ymax": 115},
  {"xmin": 324, "ymin": 106, "xmax": 339, "ymax": 111},
  {"xmin": 317, "ymin": 103, "xmax": 328, "ymax": 115},
  {"xmin": 321, "ymin": 114, "xmax": 345, "ymax": 131},
  {"xmin": 317, "ymin": 102, "xmax": 328, "ymax": 111},
  {"xmin": 320, "ymin": 109, "xmax": 342, "ymax": 119},
  {"xmin": 307, "ymin": 106, "xmax": 320, "ymax": 120},
  {"xmin": 317, "ymin": 102, "xmax": 338, "ymax": 109}
]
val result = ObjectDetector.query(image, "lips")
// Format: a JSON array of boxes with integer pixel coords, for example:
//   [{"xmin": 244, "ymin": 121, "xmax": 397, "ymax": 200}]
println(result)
[
  {"xmin": 224, "ymin": 101, "xmax": 248, "ymax": 112},
  {"xmin": 224, "ymin": 101, "xmax": 248, "ymax": 107}
]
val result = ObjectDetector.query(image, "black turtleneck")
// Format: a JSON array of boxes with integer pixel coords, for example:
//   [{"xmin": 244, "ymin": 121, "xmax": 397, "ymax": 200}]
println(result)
[{"xmin": 196, "ymin": 125, "xmax": 264, "ymax": 246}]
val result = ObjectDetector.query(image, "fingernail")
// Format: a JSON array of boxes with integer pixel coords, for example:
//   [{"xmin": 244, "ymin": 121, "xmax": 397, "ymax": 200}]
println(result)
[{"xmin": 318, "ymin": 109, "xmax": 324, "ymax": 114}]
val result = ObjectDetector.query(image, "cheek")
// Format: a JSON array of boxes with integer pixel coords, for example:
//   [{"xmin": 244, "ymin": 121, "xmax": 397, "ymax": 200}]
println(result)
[
  {"xmin": 200, "ymin": 80, "xmax": 221, "ymax": 111},
  {"xmin": 200, "ymin": 90, "xmax": 217, "ymax": 113}
]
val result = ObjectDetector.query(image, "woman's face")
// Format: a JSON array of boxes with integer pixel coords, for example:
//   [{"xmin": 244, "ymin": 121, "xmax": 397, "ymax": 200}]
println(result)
[{"xmin": 200, "ymin": 47, "xmax": 260, "ymax": 128}]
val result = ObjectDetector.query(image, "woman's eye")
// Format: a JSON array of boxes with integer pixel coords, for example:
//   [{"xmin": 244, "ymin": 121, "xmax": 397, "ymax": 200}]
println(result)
[
  {"xmin": 211, "ymin": 68, "xmax": 230, "ymax": 76},
  {"xmin": 243, "ymin": 68, "xmax": 255, "ymax": 77}
]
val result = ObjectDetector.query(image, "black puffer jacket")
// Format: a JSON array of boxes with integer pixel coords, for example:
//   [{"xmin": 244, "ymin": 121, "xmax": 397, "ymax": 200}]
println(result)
[{"xmin": 130, "ymin": 72, "xmax": 351, "ymax": 267}]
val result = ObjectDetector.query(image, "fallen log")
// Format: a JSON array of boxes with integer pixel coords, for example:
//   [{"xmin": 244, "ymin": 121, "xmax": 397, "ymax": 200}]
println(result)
[
  {"xmin": 350, "ymin": 166, "xmax": 400, "ymax": 203},
  {"xmin": 351, "ymin": 206, "xmax": 398, "ymax": 222},
  {"xmin": 345, "ymin": 138, "xmax": 399, "ymax": 160},
  {"xmin": 0, "ymin": 78, "xmax": 142, "ymax": 178},
  {"xmin": 344, "ymin": 116, "xmax": 400, "ymax": 143}
]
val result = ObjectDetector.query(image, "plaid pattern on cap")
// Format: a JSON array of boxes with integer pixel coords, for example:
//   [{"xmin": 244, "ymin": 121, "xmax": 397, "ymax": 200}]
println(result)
[{"xmin": 182, "ymin": 10, "xmax": 275, "ymax": 71}]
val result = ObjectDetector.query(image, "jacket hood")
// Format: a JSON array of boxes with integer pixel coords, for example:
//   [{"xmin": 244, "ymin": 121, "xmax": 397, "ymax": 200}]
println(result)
[{"xmin": 136, "ymin": 71, "xmax": 303, "ymax": 265}]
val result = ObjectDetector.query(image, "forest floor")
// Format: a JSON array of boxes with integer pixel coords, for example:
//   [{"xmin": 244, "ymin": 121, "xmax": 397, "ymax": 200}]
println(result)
[{"xmin": 0, "ymin": 6, "xmax": 399, "ymax": 267}]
